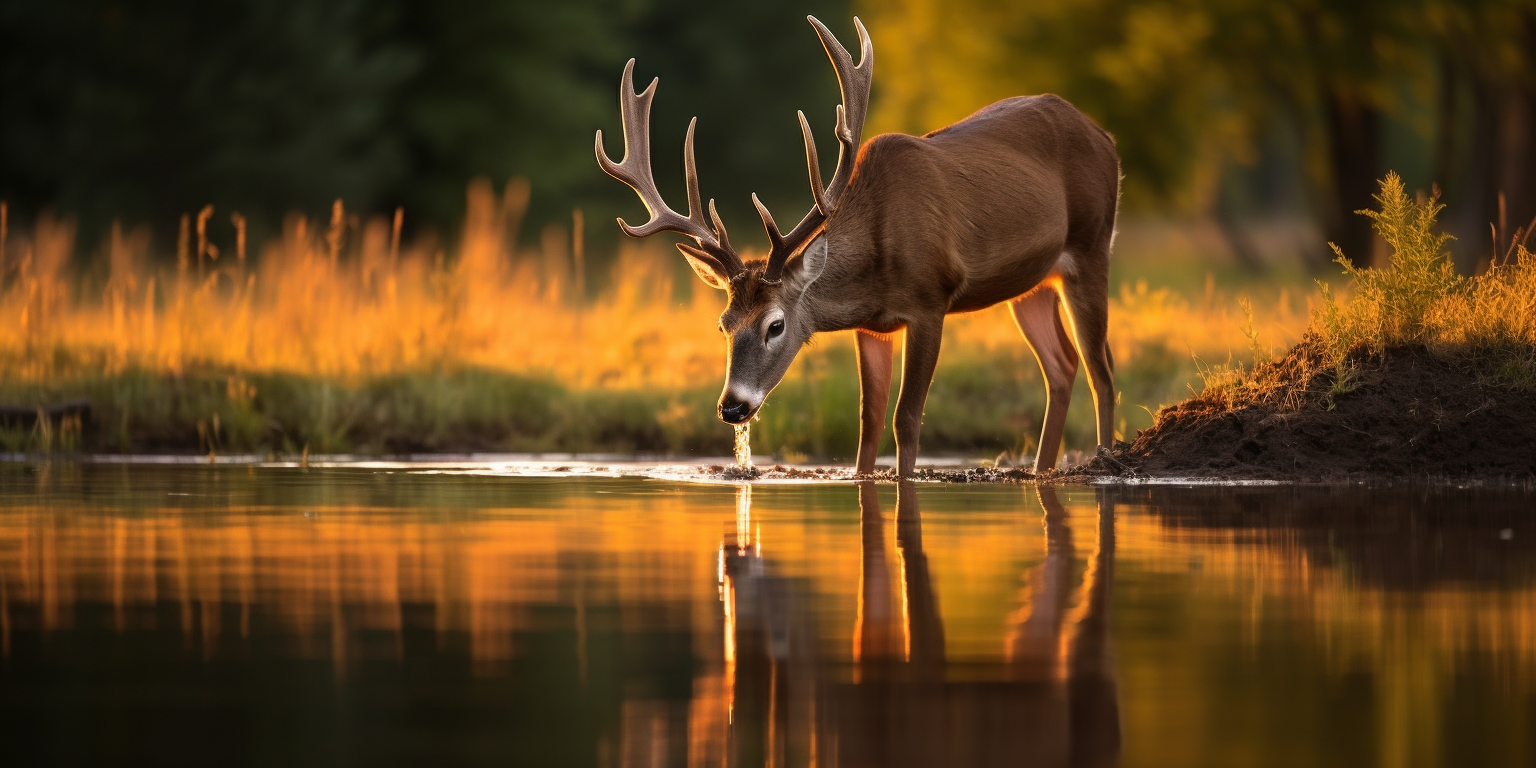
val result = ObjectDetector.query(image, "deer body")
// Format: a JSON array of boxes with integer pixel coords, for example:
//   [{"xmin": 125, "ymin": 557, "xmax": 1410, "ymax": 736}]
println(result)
[
  {"xmin": 799, "ymin": 96, "xmax": 1118, "ymax": 325},
  {"xmin": 597, "ymin": 17, "xmax": 1119, "ymax": 476}
]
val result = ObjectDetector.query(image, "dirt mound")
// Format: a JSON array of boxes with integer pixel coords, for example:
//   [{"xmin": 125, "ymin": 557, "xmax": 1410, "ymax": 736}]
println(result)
[{"xmin": 1093, "ymin": 342, "xmax": 1536, "ymax": 482}]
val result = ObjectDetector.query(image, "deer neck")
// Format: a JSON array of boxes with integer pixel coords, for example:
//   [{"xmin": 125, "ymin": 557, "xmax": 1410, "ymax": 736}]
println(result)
[{"xmin": 795, "ymin": 227, "xmax": 883, "ymax": 334}]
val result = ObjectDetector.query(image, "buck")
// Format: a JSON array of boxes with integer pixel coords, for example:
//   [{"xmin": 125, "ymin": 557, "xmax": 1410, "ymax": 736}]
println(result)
[{"xmin": 595, "ymin": 16, "xmax": 1120, "ymax": 476}]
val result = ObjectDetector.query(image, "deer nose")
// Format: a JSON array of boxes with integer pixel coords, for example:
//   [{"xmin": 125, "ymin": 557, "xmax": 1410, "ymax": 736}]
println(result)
[{"xmin": 719, "ymin": 398, "xmax": 753, "ymax": 424}]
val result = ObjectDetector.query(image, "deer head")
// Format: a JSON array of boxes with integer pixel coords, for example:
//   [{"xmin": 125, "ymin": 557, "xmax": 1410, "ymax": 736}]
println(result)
[{"xmin": 595, "ymin": 16, "xmax": 872, "ymax": 424}]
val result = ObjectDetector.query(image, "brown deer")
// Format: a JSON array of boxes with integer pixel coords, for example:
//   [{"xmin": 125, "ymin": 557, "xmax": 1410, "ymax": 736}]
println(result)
[{"xmin": 595, "ymin": 16, "xmax": 1120, "ymax": 476}]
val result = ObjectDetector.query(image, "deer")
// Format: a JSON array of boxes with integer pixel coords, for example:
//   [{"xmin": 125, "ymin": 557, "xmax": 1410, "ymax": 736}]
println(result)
[{"xmin": 595, "ymin": 15, "xmax": 1120, "ymax": 477}]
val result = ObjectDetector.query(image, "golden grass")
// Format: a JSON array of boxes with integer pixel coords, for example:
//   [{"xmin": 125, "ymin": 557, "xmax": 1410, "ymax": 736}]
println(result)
[
  {"xmin": 1196, "ymin": 172, "xmax": 1536, "ymax": 413},
  {"xmin": 0, "ymin": 181, "xmax": 1314, "ymax": 455},
  {"xmin": 1319, "ymin": 173, "xmax": 1536, "ymax": 370},
  {"xmin": 0, "ymin": 183, "xmax": 1305, "ymax": 383}
]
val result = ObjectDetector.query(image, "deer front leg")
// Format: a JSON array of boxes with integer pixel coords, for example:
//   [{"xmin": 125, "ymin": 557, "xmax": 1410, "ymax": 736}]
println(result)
[
  {"xmin": 894, "ymin": 317, "xmax": 945, "ymax": 477},
  {"xmin": 855, "ymin": 330, "xmax": 895, "ymax": 474}
]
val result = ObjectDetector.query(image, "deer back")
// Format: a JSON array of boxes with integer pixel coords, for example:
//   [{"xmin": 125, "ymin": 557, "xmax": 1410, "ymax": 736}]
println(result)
[{"xmin": 812, "ymin": 94, "xmax": 1120, "ymax": 322}]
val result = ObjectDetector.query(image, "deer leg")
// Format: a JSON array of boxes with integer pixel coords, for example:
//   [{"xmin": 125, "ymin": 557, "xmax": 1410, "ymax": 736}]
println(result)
[
  {"xmin": 855, "ymin": 330, "xmax": 895, "ymax": 474},
  {"xmin": 1059, "ymin": 262, "xmax": 1116, "ymax": 451},
  {"xmin": 895, "ymin": 480, "xmax": 945, "ymax": 677},
  {"xmin": 894, "ymin": 317, "xmax": 945, "ymax": 477},
  {"xmin": 1010, "ymin": 288, "xmax": 1080, "ymax": 472},
  {"xmin": 1005, "ymin": 485, "xmax": 1076, "ymax": 677}
]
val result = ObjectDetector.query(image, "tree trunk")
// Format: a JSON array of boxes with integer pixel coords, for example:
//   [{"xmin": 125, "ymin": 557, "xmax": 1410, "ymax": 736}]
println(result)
[
  {"xmin": 1440, "ymin": 10, "xmax": 1536, "ymax": 273},
  {"xmin": 1320, "ymin": 86, "xmax": 1385, "ymax": 268},
  {"xmin": 1493, "ymin": 73, "xmax": 1536, "ymax": 263}
]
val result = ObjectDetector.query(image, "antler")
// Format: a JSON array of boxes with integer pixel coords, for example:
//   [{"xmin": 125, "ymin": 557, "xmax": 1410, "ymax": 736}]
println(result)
[
  {"xmin": 595, "ymin": 59, "xmax": 744, "ymax": 277},
  {"xmin": 758, "ymin": 15, "xmax": 873, "ymax": 284}
]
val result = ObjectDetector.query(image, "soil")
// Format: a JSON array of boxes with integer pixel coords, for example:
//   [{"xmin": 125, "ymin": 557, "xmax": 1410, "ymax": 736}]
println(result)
[
  {"xmin": 704, "ymin": 340, "xmax": 1536, "ymax": 485},
  {"xmin": 1077, "ymin": 341, "xmax": 1536, "ymax": 483}
]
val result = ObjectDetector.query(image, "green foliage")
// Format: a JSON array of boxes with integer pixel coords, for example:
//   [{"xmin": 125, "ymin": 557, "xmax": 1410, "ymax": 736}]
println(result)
[
  {"xmin": 1312, "ymin": 169, "xmax": 1536, "ymax": 387},
  {"xmin": 1316, "ymin": 172, "xmax": 1461, "ymax": 357},
  {"xmin": 1322, "ymin": 359, "xmax": 1361, "ymax": 412},
  {"xmin": 0, "ymin": 336, "xmax": 1199, "ymax": 461},
  {"xmin": 0, "ymin": 0, "xmax": 851, "ymax": 247},
  {"xmin": 861, "ymin": 0, "xmax": 1425, "ymax": 211},
  {"xmin": 1197, "ymin": 171, "xmax": 1536, "ymax": 415},
  {"xmin": 861, "ymin": 0, "xmax": 1536, "ymax": 271},
  {"xmin": 0, "ymin": 1, "xmax": 418, "ymax": 237}
]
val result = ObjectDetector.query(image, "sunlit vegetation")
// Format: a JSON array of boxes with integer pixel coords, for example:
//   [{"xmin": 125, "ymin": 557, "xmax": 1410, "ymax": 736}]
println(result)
[
  {"xmin": 1318, "ymin": 174, "xmax": 1536, "ymax": 385},
  {"xmin": 866, "ymin": 0, "xmax": 1536, "ymax": 273},
  {"xmin": 1197, "ymin": 173, "xmax": 1536, "ymax": 411},
  {"xmin": 0, "ymin": 184, "xmax": 1309, "ymax": 459}
]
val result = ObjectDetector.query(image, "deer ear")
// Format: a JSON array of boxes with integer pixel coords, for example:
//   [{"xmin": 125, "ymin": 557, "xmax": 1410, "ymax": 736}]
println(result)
[
  {"xmin": 788, "ymin": 236, "xmax": 829, "ymax": 288},
  {"xmin": 677, "ymin": 243, "xmax": 731, "ymax": 291}
]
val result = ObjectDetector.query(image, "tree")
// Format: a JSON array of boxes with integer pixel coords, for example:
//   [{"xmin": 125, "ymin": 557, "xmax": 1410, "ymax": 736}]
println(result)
[
  {"xmin": 0, "ymin": 1, "xmax": 417, "ymax": 240},
  {"xmin": 859, "ymin": 0, "xmax": 1536, "ymax": 272}
]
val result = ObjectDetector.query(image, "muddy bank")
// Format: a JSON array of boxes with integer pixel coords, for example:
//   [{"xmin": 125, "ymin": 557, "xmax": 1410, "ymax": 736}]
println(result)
[{"xmin": 1084, "ymin": 342, "xmax": 1536, "ymax": 483}]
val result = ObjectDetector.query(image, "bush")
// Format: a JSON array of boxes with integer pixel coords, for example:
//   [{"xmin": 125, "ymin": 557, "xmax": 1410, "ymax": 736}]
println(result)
[{"xmin": 1199, "ymin": 171, "xmax": 1536, "ymax": 412}]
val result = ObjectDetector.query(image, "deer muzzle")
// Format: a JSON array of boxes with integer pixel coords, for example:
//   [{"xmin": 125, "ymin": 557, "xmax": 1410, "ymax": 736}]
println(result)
[{"xmin": 718, "ymin": 393, "xmax": 757, "ymax": 424}]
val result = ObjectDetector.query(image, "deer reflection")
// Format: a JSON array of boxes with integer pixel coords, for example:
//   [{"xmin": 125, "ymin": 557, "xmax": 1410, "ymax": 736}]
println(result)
[{"xmin": 715, "ymin": 481, "xmax": 1120, "ymax": 768}]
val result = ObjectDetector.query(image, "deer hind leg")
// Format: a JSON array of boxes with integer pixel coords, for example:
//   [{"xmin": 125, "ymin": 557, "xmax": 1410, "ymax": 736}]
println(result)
[
  {"xmin": 1011, "ymin": 287, "xmax": 1079, "ymax": 471},
  {"xmin": 855, "ymin": 330, "xmax": 895, "ymax": 474},
  {"xmin": 1057, "ymin": 251, "xmax": 1117, "ymax": 452}
]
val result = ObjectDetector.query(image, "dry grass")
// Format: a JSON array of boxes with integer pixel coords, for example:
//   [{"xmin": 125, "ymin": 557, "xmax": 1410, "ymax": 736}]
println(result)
[
  {"xmin": 1319, "ymin": 173, "xmax": 1536, "ymax": 370},
  {"xmin": 0, "ymin": 181, "xmax": 1313, "ymax": 457},
  {"xmin": 1193, "ymin": 172, "xmax": 1536, "ymax": 418}
]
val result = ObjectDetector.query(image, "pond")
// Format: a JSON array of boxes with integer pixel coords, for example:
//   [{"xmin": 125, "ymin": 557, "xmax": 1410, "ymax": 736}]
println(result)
[{"xmin": 0, "ymin": 463, "xmax": 1532, "ymax": 766}]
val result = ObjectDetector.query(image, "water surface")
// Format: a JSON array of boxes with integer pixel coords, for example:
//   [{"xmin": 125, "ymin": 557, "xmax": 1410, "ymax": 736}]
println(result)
[{"xmin": 0, "ymin": 464, "xmax": 1532, "ymax": 766}]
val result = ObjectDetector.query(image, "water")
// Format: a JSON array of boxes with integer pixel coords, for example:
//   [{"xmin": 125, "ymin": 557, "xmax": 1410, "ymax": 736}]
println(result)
[
  {"xmin": 0, "ymin": 463, "xmax": 1532, "ymax": 767},
  {"xmin": 734, "ymin": 423, "xmax": 752, "ymax": 469}
]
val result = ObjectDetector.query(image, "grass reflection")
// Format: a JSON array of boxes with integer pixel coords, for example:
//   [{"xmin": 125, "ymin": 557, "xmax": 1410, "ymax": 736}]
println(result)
[{"xmin": 0, "ymin": 467, "xmax": 1532, "ymax": 766}]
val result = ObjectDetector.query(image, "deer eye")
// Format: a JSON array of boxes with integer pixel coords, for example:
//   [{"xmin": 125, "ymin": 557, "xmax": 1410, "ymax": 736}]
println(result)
[{"xmin": 766, "ymin": 319, "xmax": 785, "ymax": 341}]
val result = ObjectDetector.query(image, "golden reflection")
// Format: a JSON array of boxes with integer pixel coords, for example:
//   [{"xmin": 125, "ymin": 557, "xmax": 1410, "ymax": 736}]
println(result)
[
  {"xmin": 1107, "ymin": 486, "xmax": 1536, "ymax": 768},
  {"xmin": 715, "ymin": 481, "xmax": 1120, "ymax": 768},
  {"xmin": 3, "ymin": 473, "xmax": 1535, "ymax": 766},
  {"xmin": 0, "ymin": 496, "xmax": 724, "ymax": 672}
]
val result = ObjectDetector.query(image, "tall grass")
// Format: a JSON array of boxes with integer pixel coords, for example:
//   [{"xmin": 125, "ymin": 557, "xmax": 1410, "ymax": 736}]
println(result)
[
  {"xmin": 1198, "ymin": 172, "xmax": 1536, "ymax": 412},
  {"xmin": 0, "ymin": 182, "xmax": 1310, "ymax": 459},
  {"xmin": 1318, "ymin": 173, "xmax": 1536, "ymax": 380}
]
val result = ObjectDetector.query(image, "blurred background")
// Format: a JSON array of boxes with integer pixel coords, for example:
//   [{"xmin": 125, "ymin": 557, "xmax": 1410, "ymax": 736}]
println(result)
[{"xmin": 0, "ymin": 0, "xmax": 1532, "ymax": 460}]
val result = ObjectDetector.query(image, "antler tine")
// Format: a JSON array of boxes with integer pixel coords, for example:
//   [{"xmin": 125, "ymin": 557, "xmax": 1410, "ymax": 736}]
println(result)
[
  {"xmin": 594, "ymin": 59, "xmax": 742, "ymax": 273},
  {"xmin": 808, "ymin": 15, "xmax": 872, "ymax": 207},
  {"xmin": 798, "ymin": 111, "xmax": 830, "ymax": 216},
  {"xmin": 682, "ymin": 118, "xmax": 707, "ymax": 233},
  {"xmin": 708, "ymin": 199, "xmax": 734, "ymax": 256},
  {"xmin": 752, "ymin": 194, "xmax": 786, "ymax": 253},
  {"xmin": 683, "ymin": 121, "xmax": 746, "ymax": 274},
  {"xmin": 763, "ymin": 16, "xmax": 874, "ymax": 283}
]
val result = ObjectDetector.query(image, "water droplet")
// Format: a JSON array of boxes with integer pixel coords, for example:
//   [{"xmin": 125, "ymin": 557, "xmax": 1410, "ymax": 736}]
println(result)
[{"xmin": 734, "ymin": 423, "xmax": 752, "ymax": 470}]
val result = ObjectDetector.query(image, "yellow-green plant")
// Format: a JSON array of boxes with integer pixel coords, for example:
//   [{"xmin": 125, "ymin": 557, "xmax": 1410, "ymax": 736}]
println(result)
[
  {"xmin": 1315, "ymin": 172, "xmax": 1463, "ymax": 358},
  {"xmin": 1317, "ymin": 172, "xmax": 1536, "ymax": 389},
  {"xmin": 1191, "ymin": 171, "xmax": 1536, "ymax": 414}
]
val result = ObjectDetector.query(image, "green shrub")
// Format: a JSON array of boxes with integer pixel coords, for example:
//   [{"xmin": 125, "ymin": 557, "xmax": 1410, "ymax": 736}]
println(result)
[
  {"xmin": 1198, "ymin": 171, "xmax": 1536, "ymax": 412},
  {"xmin": 1316, "ymin": 172, "xmax": 1463, "ymax": 358}
]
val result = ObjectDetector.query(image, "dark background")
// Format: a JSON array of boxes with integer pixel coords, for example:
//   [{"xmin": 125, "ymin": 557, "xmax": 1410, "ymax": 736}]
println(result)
[
  {"xmin": 0, "ymin": 0, "xmax": 851, "ymax": 252},
  {"xmin": 1, "ymin": 0, "xmax": 1533, "ymax": 269}
]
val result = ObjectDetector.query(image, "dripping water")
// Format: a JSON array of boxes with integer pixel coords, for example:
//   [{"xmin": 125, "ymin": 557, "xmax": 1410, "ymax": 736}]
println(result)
[{"xmin": 733, "ymin": 423, "xmax": 752, "ymax": 469}]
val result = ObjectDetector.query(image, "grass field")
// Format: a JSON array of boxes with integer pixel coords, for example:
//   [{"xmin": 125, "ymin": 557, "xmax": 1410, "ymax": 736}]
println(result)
[{"xmin": 0, "ymin": 182, "xmax": 1315, "ymax": 461}]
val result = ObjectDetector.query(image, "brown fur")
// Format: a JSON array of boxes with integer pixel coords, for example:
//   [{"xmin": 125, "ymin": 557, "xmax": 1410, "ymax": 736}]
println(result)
[
  {"xmin": 770, "ymin": 94, "xmax": 1122, "ymax": 475},
  {"xmin": 600, "ymin": 18, "xmax": 1121, "ymax": 476}
]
